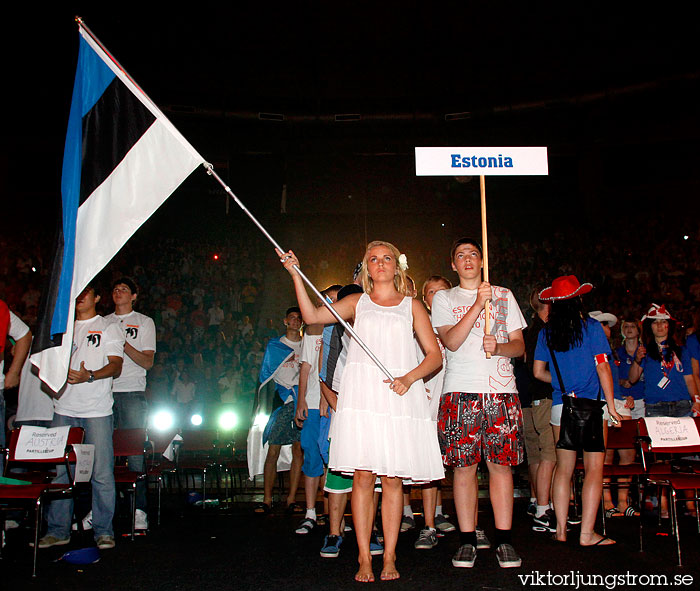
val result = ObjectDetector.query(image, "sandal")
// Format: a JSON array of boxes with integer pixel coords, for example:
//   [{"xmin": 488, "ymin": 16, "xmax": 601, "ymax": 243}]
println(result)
[
  {"xmin": 295, "ymin": 518, "xmax": 316, "ymax": 535},
  {"xmin": 253, "ymin": 502, "xmax": 271, "ymax": 515},
  {"xmin": 581, "ymin": 536, "xmax": 616, "ymax": 547},
  {"xmin": 286, "ymin": 502, "xmax": 304, "ymax": 514},
  {"xmin": 623, "ymin": 506, "xmax": 640, "ymax": 517},
  {"xmin": 604, "ymin": 508, "xmax": 623, "ymax": 518}
]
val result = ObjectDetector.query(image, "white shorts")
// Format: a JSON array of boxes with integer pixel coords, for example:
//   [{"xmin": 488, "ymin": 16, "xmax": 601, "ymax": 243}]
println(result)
[{"xmin": 603, "ymin": 398, "xmax": 633, "ymax": 425}]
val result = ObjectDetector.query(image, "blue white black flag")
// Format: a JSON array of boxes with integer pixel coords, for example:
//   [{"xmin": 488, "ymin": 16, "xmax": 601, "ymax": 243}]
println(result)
[{"xmin": 32, "ymin": 22, "xmax": 204, "ymax": 392}]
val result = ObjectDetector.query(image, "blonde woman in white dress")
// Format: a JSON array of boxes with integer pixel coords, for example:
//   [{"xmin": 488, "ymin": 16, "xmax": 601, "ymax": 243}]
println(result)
[{"xmin": 278, "ymin": 241, "xmax": 444, "ymax": 583}]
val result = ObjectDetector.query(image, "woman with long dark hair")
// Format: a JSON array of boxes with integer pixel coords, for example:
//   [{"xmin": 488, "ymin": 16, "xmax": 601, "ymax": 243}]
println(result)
[
  {"xmin": 533, "ymin": 276, "xmax": 621, "ymax": 546},
  {"xmin": 628, "ymin": 304, "xmax": 700, "ymax": 519},
  {"xmin": 628, "ymin": 304, "xmax": 700, "ymax": 419}
]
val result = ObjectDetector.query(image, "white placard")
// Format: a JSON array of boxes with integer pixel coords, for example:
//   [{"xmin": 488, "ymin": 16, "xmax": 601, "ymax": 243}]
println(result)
[
  {"xmin": 643, "ymin": 417, "xmax": 700, "ymax": 448},
  {"xmin": 163, "ymin": 434, "xmax": 183, "ymax": 461},
  {"xmin": 415, "ymin": 146, "xmax": 548, "ymax": 176},
  {"xmin": 72, "ymin": 444, "xmax": 95, "ymax": 483},
  {"xmin": 15, "ymin": 425, "xmax": 71, "ymax": 460}
]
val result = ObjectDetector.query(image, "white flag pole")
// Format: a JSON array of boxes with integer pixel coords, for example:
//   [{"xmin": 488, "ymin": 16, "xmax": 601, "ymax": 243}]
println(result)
[
  {"xmin": 204, "ymin": 164, "xmax": 395, "ymax": 382},
  {"xmin": 77, "ymin": 17, "xmax": 394, "ymax": 383}
]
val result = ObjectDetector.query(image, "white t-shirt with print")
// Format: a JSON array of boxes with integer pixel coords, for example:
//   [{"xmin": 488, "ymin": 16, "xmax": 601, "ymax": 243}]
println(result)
[
  {"xmin": 105, "ymin": 310, "xmax": 156, "ymax": 392},
  {"xmin": 54, "ymin": 315, "xmax": 124, "ymax": 418},
  {"xmin": 431, "ymin": 285, "xmax": 526, "ymax": 394},
  {"xmin": 300, "ymin": 332, "xmax": 323, "ymax": 409}
]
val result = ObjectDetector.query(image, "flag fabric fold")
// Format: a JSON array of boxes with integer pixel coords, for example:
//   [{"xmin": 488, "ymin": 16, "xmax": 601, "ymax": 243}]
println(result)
[{"xmin": 32, "ymin": 23, "xmax": 205, "ymax": 392}]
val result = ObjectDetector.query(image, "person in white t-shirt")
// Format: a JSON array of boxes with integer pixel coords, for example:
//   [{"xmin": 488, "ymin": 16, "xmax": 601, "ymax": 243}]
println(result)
[
  {"xmin": 431, "ymin": 238, "xmax": 526, "ymax": 570},
  {"xmin": 105, "ymin": 277, "xmax": 155, "ymax": 530},
  {"xmin": 0, "ymin": 300, "xmax": 32, "ymax": 472},
  {"xmin": 39, "ymin": 284, "xmax": 124, "ymax": 550}
]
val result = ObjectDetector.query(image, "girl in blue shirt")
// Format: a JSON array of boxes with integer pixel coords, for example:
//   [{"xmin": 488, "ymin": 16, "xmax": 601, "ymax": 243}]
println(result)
[
  {"xmin": 628, "ymin": 304, "xmax": 699, "ymax": 417},
  {"xmin": 533, "ymin": 275, "xmax": 620, "ymax": 547}
]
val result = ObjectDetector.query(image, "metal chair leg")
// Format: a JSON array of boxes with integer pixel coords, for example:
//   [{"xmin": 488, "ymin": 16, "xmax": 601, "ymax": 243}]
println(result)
[
  {"xmin": 671, "ymin": 488, "xmax": 682, "ymax": 566},
  {"xmin": 32, "ymin": 497, "xmax": 42, "ymax": 578},
  {"xmin": 130, "ymin": 483, "xmax": 136, "ymax": 541}
]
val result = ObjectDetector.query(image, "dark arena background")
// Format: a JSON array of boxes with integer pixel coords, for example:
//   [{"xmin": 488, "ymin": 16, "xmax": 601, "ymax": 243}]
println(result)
[{"xmin": 2, "ymin": 4, "xmax": 700, "ymax": 589}]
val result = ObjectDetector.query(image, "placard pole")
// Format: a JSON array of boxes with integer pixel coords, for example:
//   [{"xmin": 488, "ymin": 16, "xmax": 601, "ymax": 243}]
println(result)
[{"xmin": 480, "ymin": 175, "xmax": 492, "ymax": 359}]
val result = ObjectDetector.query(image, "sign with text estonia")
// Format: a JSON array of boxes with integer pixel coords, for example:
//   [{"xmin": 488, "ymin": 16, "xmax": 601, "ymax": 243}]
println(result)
[{"xmin": 415, "ymin": 147, "xmax": 548, "ymax": 176}]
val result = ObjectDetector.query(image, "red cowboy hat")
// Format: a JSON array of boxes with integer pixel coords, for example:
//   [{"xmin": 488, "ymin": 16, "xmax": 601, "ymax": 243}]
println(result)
[{"xmin": 538, "ymin": 275, "xmax": 593, "ymax": 301}]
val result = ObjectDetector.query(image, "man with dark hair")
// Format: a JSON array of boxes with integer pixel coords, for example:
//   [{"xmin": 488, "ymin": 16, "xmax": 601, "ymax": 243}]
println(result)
[
  {"xmin": 104, "ymin": 277, "xmax": 156, "ymax": 530},
  {"xmin": 250, "ymin": 307, "xmax": 303, "ymax": 513},
  {"xmin": 37, "ymin": 285, "xmax": 124, "ymax": 550},
  {"xmin": 432, "ymin": 238, "xmax": 526, "ymax": 569}
]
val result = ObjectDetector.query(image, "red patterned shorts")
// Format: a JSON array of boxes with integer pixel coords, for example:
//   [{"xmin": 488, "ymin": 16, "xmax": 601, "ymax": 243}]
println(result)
[{"xmin": 437, "ymin": 392, "xmax": 525, "ymax": 467}]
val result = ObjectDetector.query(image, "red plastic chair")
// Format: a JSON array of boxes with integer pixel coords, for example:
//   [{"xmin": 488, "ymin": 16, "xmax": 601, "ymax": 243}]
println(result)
[
  {"xmin": 638, "ymin": 416, "xmax": 700, "ymax": 566},
  {"xmin": 113, "ymin": 428, "xmax": 148, "ymax": 540},
  {"xmin": 600, "ymin": 419, "xmax": 646, "ymax": 546},
  {"xmin": 0, "ymin": 427, "xmax": 84, "ymax": 577}
]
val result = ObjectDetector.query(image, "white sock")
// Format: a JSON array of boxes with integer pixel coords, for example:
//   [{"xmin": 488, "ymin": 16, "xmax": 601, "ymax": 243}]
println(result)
[
  {"xmin": 435, "ymin": 505, "xmax": 443, "ymax": 517},
  {"xmin": 536, "ymin": 504, "xmax": 549, "ymax": 518},
  {"xmin": 305, "ymin": 508, "xmax": 317, "ymax": 521},
  {"xmin": 530, "ymin": 497, "xmax": 536, "ymax": 504},
  {"xmin": 403, "ymin": 505, "xmax": 413, "ymax": 518}
]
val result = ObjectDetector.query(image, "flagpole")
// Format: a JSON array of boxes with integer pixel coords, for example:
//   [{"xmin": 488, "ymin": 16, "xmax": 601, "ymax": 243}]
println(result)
[
  {"xmin": 480, "ymin": 175, "xmax": 492, "ymax": 359},
  {"xmin": 203, "ymin": 164, "xmax": 395, "ymax": 382}
]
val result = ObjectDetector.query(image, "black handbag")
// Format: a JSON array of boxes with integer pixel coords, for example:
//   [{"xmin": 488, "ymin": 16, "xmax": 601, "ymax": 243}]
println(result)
[{"xmin": 549, "ymin": 346, "xmax": 605, "ymax": 453}]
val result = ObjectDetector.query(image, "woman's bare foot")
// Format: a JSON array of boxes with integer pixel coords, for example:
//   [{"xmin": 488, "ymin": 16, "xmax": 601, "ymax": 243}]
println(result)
[
  {"xmin": 355, "ymin": 559, "xmax": 375, "ymax": 583},
  {"xmin": 580, "ymin": 532, "xmax": 616, "ymax": 546},
  {"xmin": 380, "ymin": 557, "xmax": 400, "ymax": 581}
]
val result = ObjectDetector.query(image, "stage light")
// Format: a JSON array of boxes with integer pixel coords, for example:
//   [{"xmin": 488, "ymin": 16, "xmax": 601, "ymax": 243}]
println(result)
[
  {"xmin": 190, "ymin": 413, "xmax": 203, "ymax": 426},
  {"xmin": 253, "ymin": 413, "xmax": 269, "ymax": 428},
  {"xmin": 213, "ymin": 254, "xmax": 219, "ymax": 260},
  {"xmin": 684, "ymin": 235, "xmax": 689, "ymax": 241},
  {"xmin": 152, "ymin": 410, "xmax": 174, "ymax": 431},
  {"xmin": 219, "ymin": 411, "xmax": 238, "ymax": 431}
]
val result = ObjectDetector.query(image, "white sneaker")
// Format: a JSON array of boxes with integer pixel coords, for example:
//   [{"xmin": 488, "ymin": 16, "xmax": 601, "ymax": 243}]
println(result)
[
  {"xmin": 72, "ymin": 510, "xmax": 93, "ymax": 531},
  {"xmin": 134, "ymin": 509, "xmax": 148, "ymax": 530}
]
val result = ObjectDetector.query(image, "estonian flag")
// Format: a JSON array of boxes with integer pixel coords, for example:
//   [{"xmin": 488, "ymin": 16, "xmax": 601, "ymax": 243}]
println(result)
[{"xmin": 32, "ymin": 22, "xmax": 204, "ymax": 392}]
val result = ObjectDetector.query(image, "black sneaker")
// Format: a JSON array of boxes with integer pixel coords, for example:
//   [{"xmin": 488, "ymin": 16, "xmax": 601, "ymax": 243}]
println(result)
[
  {"xmin": 496, "ymin": 543, "xmax": 522, "ymax": 568},
  {"xmin": 532, "ymin": 509, "xmax": 556, "ymax": 532},
  {"xmin": 452, "ymin": 544, "xmax": 476, "ymax": 568},
  {"xmin": 567, "ymin": 512, "xmax": 582, "ymax": 525},
  {"xmin": 526, "ymin": 502, "xmax": 536, "ymax": 517}
]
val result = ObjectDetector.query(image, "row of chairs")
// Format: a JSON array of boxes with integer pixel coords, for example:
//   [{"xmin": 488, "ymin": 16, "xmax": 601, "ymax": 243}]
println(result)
[
  {"xmin": 576, "ymin": 416, "xmax": 700, "ymax": 566},
  {"xmin": 0, "ymin": 427, "xmax": 239, "ymax": 577}
]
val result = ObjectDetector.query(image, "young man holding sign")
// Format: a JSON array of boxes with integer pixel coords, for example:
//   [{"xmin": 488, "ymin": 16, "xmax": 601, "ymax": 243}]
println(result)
[
  {"xmin": 431, "ymin": 238, "xmax": 526, "ymax": 569},
  {"xmin": 36, "ymin": 284, "xmax": 124, "ymax": 550}
]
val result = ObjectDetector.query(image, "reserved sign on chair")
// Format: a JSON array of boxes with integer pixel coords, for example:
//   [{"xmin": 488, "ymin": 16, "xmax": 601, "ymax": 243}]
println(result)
[
  {"xmin": 15, "ymin": 426, "xmax": 71, "ymax": 460},
  {"xmin": 643, "ymin": 417, "xmax": 700, "ymax": 448}
]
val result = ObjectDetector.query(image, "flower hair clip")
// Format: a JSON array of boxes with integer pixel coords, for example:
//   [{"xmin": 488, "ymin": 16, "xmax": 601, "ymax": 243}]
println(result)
[{"xmin": 398, "ymin": 254, "xmax": 409, "ymax": 271}]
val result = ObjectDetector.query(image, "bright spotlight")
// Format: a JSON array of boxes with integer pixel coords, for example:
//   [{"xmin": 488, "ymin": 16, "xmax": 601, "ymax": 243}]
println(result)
[
  {"xmin": 218, "ymin": 411, "xmax": 238, "ymax": 431},
  {"xmin": 684, "ymin": 235, "xmax": 689, "ymax": 241},
  {"xmin": 253, "ymin": 413, "xmax": 270, "ymax": 428},
  {"xmin": 152, "ymin": 410, "xmax": 174, "ymax": 431},
  {"xmin": 190, "ymin": 413, "xmax": 203, "ymax": 426}
]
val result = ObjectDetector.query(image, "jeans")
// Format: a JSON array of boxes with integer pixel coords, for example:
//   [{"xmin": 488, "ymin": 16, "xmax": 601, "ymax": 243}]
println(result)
[
  {"xmin": 46, "ymin": 414, "xmax": 115, "ymax": 539},
  {"xmin": 113, "ymin": 391, "xmax": 148, "ymax": 510},
  {"xmin": 645, "ymin": 399, "xmax": 692, "ymax": 418}
]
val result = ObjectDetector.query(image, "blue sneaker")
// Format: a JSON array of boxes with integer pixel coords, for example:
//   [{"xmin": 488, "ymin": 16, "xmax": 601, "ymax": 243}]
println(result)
[
  {"xmin": 320, "ymin": 535, "xmax": 343, "ymax": 558},
  {"xmin": 370, "ymin": 531, "xmax": 384, "ymax": 556}
]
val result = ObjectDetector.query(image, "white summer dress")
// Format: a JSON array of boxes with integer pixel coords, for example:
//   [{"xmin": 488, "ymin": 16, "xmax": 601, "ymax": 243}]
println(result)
[{"xmin": 328, "ymin": 294, "xmax": 445, "ymax": 482}]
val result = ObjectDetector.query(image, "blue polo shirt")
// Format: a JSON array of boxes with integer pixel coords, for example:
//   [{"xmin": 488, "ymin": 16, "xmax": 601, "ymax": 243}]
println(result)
[
  {"xmin": 639, "ymin": 344, "xmax": 692, "ymax": 404},
  {"xmin": 535, "ymin": 318, "xmax": 610, "ymax": 405},
  {"xmin": 616, "ymin": 345, "xmax": 646, "ymax": 400}
]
